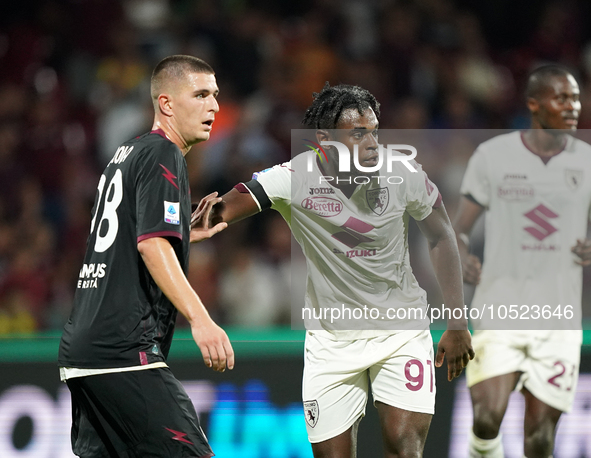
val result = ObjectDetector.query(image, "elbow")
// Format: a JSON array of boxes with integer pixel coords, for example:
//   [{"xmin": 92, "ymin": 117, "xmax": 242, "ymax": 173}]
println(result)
[
  {"xmin": 137, "ymin": 239, "xmax": 150, "ymax": 259},
  {"xmin": 430, "ymin": 229, "xmax": 455, "ymax": 251},
  {"xmin": 137, "ymin": 237, "xmax": 166, "ymax": 259}
]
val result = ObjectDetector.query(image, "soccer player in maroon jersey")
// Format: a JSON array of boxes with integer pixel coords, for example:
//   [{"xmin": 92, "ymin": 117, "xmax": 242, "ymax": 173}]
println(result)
[{"xmin": 59, "ymin": 55, "xmax": 230, "ymax": 458}]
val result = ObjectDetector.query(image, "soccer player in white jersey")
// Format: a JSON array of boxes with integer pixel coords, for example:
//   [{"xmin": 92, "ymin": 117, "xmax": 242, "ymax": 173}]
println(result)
[
  {"xmin": 454, "ymin": 65, "xmax": 591, "ymax": 458},
  {"xmin": 198, "ymin": 83, "xmax": 474, "ymax": 457}
]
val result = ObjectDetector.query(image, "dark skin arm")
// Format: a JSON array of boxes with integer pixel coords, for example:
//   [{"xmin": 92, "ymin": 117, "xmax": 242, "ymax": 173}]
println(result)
[
  {"xmin": 452, "ymin": 196, "xmax": 485, "ymax": 285},
  {"xmin": 206, "ymin": 188, "xmax": 261, "ymax": 226},
  {"xmin": 416, "ymin": 204, "xmax": 475, "ymax": 381},
  {"xmin": 572, "ymin": 238, "xmax": 591, "ymax": 266}
]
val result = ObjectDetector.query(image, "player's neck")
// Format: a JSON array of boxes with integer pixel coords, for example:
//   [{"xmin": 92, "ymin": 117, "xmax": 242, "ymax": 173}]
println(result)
[
  {"xmin": 317, "ymin": 155, "xmax": 358, "ymax": 198},
  {"xmin": 522, "ymin": 129, "xmax": 566, "ymax": 158},
  {"xmin": 151, "ymin": 120, "xmax": 191, "ymax": 155}
]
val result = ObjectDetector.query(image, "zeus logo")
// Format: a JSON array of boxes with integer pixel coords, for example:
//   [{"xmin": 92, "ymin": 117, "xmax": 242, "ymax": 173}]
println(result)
[
  {"xmin": 160, "ymin": 164, "xmax": 179, "ymax": 189},
  {"xmin": 524, "ymin": 204, "xmax": 558, "ymax": 241},
  {"xmin": 165, "ymin": 428, "xmax": 193, "ymax": 445}
]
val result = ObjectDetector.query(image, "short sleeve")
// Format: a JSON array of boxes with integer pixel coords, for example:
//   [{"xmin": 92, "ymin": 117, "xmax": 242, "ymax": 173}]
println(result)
[
  {"xmin": 404, "ymin": 164, "xmax": 441, "ymax": 221},
  {"xmin": 136, "ymin": 143, "xmax": 185, "ymax": 242},
  {"xmin": 251, "ymin": 162, "xmax": 293, "ymax": 209},
  {"xmin": 460, "ymin": 148, "xmax": 490, "ymax": 207}
]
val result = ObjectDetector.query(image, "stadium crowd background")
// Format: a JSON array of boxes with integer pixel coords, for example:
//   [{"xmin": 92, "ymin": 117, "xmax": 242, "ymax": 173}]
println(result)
[{"xmin": 1, "ymin": 0, "xmax": 591, "ymax": 334}]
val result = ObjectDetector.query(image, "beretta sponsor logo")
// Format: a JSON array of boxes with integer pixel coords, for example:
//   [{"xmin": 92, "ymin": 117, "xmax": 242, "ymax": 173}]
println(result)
[
  {"xmin": 497, "ymin": 184, "xmax": 534, "ymax": 201},
  {"xmin": 301, "ymin": 196, "xmax": 343, "ymax": 217}
]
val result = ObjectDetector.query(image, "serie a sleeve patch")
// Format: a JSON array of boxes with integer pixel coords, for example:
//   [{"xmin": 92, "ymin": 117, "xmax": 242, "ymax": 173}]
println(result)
[{"xmin": 164, "ymin": 201, "xmax": 180, "ymax": 225}]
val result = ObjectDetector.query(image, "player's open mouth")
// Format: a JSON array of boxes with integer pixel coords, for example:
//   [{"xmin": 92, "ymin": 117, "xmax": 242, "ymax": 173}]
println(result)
[
  {"xmin": 364, "ymin": 154, "xmax": 379, "ymax": 165},
  {"xmin": 563, "ymin": 117, "xmax": 578, "ymax": 126},
  {"xmin": 202, "ymin": 120, "xmax": 214, "ymax": 130}
]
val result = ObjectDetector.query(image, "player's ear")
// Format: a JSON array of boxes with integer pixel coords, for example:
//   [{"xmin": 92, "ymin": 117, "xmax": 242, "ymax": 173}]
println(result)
[
  {"xmin": 316, "ymin": 129, "xmax": 330, "ymax": 144},
  {"xmin": 158, "ymin": 94, "xmax": 173, "ymax": 117},
  {"xmin": 526, "ymin": 97, "xmax": 539, "ymax": 114}
]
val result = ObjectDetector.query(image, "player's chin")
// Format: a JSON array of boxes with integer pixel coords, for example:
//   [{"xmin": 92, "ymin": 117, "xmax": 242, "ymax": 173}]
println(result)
[
  {"xmin": 195, "ymin": 131, "xmax": 211, "ymax": 142},
  {"xmin": 356, "ymin": 170, "xmax": 378, "ymax": 179},
  {"xmin": 548, "ymin": 126, "xmax": 576, "ymax": 134},
  {"xmin": 561, "ymin": 120, "xmax": 578, "ymax": 130}
]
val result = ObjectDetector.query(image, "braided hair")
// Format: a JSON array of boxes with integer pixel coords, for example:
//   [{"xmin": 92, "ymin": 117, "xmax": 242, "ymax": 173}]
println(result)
[{"xmin": 302, "ymin": 82, "xmax": 380, "ymax": 129}]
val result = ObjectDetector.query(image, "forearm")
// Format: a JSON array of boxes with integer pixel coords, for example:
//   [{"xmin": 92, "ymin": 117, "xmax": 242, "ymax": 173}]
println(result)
[
  {"xmin": 452, "ymin": 196, "xmax": 483, "ymax": 263},
  {"xmin": 138, "ymin": 237, "xmax": 211, "ymax": 326},
  {"xmin": 211, "ymin": 188, "xmax": 261, "ymax": 226},
  {"xmin": 454, "ymin": 231, "xmax": 471, "ymax": 263},
  {"xmin": 428, "ymin": 229, "xmax": 468, "ymax": 330}
]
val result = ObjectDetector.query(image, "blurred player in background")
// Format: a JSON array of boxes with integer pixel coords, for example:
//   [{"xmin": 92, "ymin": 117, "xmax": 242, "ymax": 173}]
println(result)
[
  {"xmin": 199, "ymin": 83, "xmax": 474, "ymax": 458},
  {"xmin": 58, "ymin": 55, "xmax": 231, "ymax": 458},
  {"xmin": 454, "ymin": 65, "xmax": 591, "ymax": 458}
]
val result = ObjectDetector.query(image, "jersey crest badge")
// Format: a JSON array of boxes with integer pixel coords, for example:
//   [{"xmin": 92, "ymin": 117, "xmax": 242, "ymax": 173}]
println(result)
[
  {"xmin": 303, "ymin": 400, "xmax": 319, "ymax": 428},
  {"xmin": 367, "ymin": 187, "xmax": 389, "ymax": 216},
  {"xmin": 565, "ymin": 169, "xmax": 583, "ymax": 191},
  {"xmin": 164, "ymin": 201, "xmax": 180, "ymax": 225}
]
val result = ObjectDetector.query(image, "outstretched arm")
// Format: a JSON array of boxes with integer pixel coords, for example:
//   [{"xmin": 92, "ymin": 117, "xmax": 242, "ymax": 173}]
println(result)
[
  {"xmin": 138, "ymin": 236, "xmax": 234, "ymax": 372},
  {"xmin": 191, "ymin": 187, "xmax": 262, "ymax": 238},
  {"xmin": 452, "ymin": 196, "xmax": 485, "ymax": 285},
  {"xmin": 194, "ymin": 162, "xmax": 290, "ymax": 230},
  {"xmin": 416, "ymin": 204, "xmax": 475, "ymax": 381},
  {"xmin": 211, "ymin": 188, "xmax": 261, "ymax": 225}
]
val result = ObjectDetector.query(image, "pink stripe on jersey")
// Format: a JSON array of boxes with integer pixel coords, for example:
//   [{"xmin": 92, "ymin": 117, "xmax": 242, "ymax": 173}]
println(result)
[
  {"xmin": 342, "ymin": 216, "xmax": 374, "ymax": 233},
  {"xmin": 234, "ymin": 183, "xmax": 249, "ymax": 193},
  {"xmin": 150, "ymin": 128, "xmax": 168, "ymax": 139},
  {"xmin": 433, "ymin": 192, "xmax": 443, "ymax": 208},
  {"xmin": 139, "ymin": 352, "xmax": 148, "ymax": 365},
  {"xmin": 137, "ymin": 231, "xmax": 182, "ymax": 243}
]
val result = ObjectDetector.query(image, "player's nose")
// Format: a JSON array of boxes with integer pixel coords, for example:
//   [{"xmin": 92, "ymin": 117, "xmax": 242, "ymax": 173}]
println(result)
[
  {"xmin": 564, "ymin": 97, "xmax": 580, "ymax": 113},
  {"xmin": 366, "ymin": 132, "xmax": 379, "ymax": 149},
  {"xmin": 209, "ymin": 96, "xmax": 220, "ymax": 113}
]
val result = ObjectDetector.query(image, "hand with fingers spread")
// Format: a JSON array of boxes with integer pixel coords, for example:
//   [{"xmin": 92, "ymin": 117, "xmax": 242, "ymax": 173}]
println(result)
[
  {"xmin": 190, "ymin": 192, "xmax": 228, "ymax": 243},
  {"xmin": 571, "ymin": 238, "xmax": 591, "ymax": 266},
  {"xmin": 462, "ymin": 254, "xmax": 482, "ymax": 285},
  {"xmin": 435, "ymin": 329, "xmax": 475, "ymax": 381},
  {"xmin": 191, "ymin": 318, "xmax": 235, "ymax": 372}
]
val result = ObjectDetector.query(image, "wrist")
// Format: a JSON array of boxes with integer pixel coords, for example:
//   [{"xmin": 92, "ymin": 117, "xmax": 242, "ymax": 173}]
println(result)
[
  {"xmin": 186, "ymin": 301, "xmax": 211, "ymax": 327},
  {"xmin": 446, "ymin": 318, "xmax": 469, "ymax": 331}
]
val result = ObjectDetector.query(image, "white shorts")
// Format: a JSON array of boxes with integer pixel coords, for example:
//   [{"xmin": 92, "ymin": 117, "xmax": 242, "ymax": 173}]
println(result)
[
  {"xmin": 302, "ymin": 330, "xmax": 435, "ymax": 443},
  {"xmin": 466, "ymin": 330, "xmax": 581, "ymax": 412}
]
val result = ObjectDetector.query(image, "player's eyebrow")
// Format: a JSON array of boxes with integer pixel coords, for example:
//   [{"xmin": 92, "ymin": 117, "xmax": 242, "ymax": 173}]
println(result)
[
  {"xmin": 349, "ymin": 124, "xmax": 379, "ymax": 133},
  {"xmin": 555, "ymin": 91, "xmax": 579, "ymax": 99},
  {"xmin": 193, "ymin": 88, "xmax": 220, "ymax": 97}
]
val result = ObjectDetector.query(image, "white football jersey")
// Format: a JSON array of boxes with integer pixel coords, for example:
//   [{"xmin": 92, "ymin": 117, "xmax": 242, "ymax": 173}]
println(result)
[
  {"xmin": 244, "ymin": 152, "xmax": 441, "ymax": 340},
  {"xmin": 461, "ymin": 131, "xmax": 591, "ymax": 335}
]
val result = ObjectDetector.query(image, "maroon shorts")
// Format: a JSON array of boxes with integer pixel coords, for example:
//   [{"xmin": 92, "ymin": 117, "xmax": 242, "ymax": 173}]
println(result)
[{"xmin": 66, "ymin": 368, "xmax": 214, "ymax": 458}]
